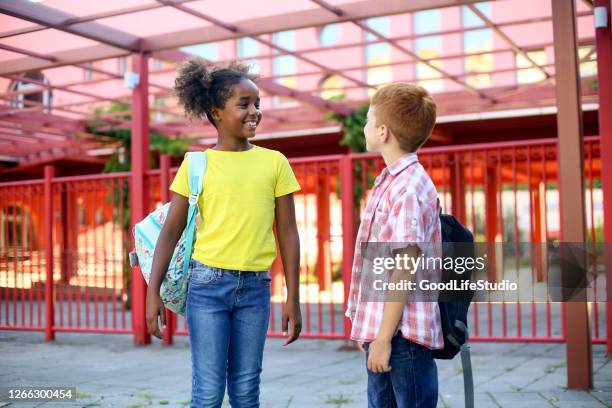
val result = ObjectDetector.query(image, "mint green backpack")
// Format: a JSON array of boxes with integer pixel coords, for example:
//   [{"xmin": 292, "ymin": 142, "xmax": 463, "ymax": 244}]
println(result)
[{"xmin": 130, "ymin": 152, "xmax": 207, "ymax": 315}]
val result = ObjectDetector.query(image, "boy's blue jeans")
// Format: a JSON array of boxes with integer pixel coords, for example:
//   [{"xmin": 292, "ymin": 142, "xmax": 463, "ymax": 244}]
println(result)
[
  {"xmin": 365, "ymin": 334, "xmax": 438, "ymax": 408},
  {"xmin": 186, "ymin": 260, "xmax": 271, "ymax": 408}
]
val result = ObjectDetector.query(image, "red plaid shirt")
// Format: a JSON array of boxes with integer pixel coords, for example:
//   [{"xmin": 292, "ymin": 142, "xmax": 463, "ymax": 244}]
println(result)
[{"xmin": 345, "ymin": 153, "xmax": 443, "ymax": 349}]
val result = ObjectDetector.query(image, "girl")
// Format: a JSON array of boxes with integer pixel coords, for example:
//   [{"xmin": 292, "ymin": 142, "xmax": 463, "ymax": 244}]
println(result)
[{"xmin": 145, "ymin": 58, "xmax": 302, "ymax": 408}]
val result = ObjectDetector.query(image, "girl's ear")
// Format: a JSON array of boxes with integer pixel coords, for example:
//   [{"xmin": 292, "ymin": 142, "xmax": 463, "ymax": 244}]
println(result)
[{"xmin": 210, "ymin": 107, "xmax": 221, "ymax": 123}]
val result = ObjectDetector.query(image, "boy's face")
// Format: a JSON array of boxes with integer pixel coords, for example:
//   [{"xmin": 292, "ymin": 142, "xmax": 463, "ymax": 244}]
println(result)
[{"xmin": 364, "ymin": 105, "xmax": 382, "ymax": 152}]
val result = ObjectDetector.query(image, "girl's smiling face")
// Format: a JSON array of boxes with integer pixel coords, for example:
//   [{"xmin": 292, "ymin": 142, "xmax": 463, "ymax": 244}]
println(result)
[{"xmin": 212, "ymin": 79, "xmax": 262, "ymax": 139}]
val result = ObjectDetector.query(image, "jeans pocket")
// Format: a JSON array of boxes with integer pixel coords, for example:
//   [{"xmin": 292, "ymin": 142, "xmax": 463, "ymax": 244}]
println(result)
[
  {"xmin": 258, "ymin": 271, "xmax": 272, "ymax": 285},
  {"xmin": 190, "ymin": 264, "xmax": 222, "ymax": 285}
]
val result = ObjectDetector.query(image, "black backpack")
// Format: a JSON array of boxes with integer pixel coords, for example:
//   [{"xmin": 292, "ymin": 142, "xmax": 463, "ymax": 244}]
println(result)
[
  {"xmin": 433, "ymin": 214, "xmax": 475, "ymax": 359},
  {"xmin": 435, "ymin": 213, "xmax": 475, "ymax": 408}
]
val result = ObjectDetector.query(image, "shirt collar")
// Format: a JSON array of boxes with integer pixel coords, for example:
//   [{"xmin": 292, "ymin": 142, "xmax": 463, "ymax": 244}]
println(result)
[{"xmin": 387, "ymin": 152, "xmax": 418, "ymax": 176}]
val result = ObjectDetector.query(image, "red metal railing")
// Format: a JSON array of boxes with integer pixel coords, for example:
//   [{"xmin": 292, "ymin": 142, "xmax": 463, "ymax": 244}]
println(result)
[{"xmin": 0, "ymin": 137, "xmax": 607, "ymax": 345}]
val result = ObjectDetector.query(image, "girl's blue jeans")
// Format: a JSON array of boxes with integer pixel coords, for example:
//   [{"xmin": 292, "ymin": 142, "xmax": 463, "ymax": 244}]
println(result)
[{"xmin": 186, "ymin": 260, "xmax": 271, "ymax": 408}]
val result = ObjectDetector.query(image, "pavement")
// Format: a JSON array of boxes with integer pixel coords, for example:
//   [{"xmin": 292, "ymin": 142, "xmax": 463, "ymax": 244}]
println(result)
[{"xmin": 0, "ymin": 330, "xmax": 610, "ymax": 408}]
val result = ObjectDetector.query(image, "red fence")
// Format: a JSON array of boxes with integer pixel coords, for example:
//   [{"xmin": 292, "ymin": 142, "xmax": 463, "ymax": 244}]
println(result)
[{"xmin": 0, "ymin": 137, "xmax": 607, "ymax": 345}]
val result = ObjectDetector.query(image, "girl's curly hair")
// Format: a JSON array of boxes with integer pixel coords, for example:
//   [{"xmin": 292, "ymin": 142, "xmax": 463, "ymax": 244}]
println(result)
[{"xmin": 174, "ymin": 57, "xmax": 258, "ymax": 126}]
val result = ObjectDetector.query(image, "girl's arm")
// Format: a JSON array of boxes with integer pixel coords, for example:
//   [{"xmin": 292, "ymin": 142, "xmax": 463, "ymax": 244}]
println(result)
[
  {"xmin": 275, "ymin": 193, "xmax": 302, "ymax": 345},
  {"xmin": 145, "ymin": 192, "xmax": 189, "ymax": 338}
]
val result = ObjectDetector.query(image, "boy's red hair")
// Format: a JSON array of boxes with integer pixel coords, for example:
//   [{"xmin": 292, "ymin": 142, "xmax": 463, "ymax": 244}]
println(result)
[{"xmin": 371, "ymin": 83, "xmax": 437, "ymax": 152}]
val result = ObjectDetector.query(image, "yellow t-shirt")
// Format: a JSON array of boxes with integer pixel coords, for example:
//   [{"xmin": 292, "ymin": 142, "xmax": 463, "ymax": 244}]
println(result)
[{"xmin": 169, "ymin": 145, "xmax": 300, "ymax": 271}]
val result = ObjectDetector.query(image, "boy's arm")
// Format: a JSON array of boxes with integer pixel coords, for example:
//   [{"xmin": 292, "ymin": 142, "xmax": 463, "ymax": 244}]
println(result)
[
  {"xmin": 367, "ymin": 245, "xmax": 420, "ymax": 372},
  {"xmin": 275, "ymin": 193, "xmax": 302, "ymax": 345},
  {"xmin": 377, "ymin": 245, "xmax": 421, "ymax": 340},
  {"xmin": 368, "ymin": 191, "xmax": 424, "ymax": 372}
]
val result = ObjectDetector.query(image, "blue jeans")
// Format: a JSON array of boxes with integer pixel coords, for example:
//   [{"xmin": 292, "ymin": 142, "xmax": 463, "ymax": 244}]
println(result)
[
  {"xmin": 365, "ymin": 334, "xmax": 438, "ymax": 408},
  {"xmin": 187, "ymin": 260, "xmax": 271, "ymax": 408}
]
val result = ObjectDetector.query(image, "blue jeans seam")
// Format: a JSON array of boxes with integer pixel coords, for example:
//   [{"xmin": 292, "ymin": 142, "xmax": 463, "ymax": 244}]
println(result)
[{"xmin": 408, "ymin": 343, "xmax": 419, "ymax": 408}]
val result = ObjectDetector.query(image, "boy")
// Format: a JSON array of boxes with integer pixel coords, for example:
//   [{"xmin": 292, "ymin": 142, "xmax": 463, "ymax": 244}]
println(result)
[{"xmin": 345, "ymin": 83, "xmax": 442, "ymax": 408}]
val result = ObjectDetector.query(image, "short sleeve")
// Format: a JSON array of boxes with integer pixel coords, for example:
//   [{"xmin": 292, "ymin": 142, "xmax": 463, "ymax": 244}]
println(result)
[
  {"xmin": 390, "ymin": 192, "xmax": 425, "ymax": 252},
  {"xmin": 275, "ymin": 153, "xmax": 301, "ymax": 197},
  {"xmin": 169, "ymin": 156, "xmax": 190, "ymax": 198}
]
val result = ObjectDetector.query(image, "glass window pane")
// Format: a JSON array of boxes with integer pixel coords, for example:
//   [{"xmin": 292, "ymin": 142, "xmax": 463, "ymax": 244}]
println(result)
[
  {"xmin": 414, "ymin": 9, "xmax": 441, "ymax": 35},
  {"xmin": 274, "ymin": 30, "xmax": 296, "ymax": 51},
  {"xmin": 516, "ymin": 49, "xmax": 547, "ymax": 84},
  {"xmin": 365, "ymin": 16, "xmax": 390, "ymax": 41},
  {"xmin": 320, "ymin": 75, "xmax": 345, "ymax": 99},
  {"xmin": 462, "ymin": 3, "xmax": 490, "ymax": 28},
  {"xmin": 238, "ymin": 37, "xmax": 259, "ymax": 58},
  {"xmin": 320, "ymin": 24, "xmax": 341, "ymax": 46},
  {"xmin": 180, "ymin": 43, "xmax": 218, "ymax": 61}
]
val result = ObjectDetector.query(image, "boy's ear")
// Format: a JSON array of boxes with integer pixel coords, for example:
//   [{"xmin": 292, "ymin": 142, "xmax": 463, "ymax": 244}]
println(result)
[{"xmin": 379, "ymin": 124, "xmax": 391, "ymax": 143}]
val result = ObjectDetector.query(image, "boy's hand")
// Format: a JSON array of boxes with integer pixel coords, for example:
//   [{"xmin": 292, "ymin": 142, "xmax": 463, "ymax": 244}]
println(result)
[
  {"xmin": 282, "ymin": 298, "xmax": 302, "ymax": 346},
  {"xmin": 357, "ymin": 342, "xmax": 366, "ymax": 352},
  {"xmin": 367, "ymin": 339, "xmax": 391, "ymax": 373},
  {"xmin": 146, "ymin": 290, "xmax": 166, "ymax": 339}
]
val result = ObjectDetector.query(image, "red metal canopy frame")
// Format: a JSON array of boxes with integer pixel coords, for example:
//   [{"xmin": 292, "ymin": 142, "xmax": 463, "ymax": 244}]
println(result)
[{"xmin": 0, "ymin": 0, "xmax": 609, "ymax": 389}]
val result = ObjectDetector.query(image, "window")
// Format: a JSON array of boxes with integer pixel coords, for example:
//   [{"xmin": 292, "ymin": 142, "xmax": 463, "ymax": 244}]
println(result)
[
  {"xmin": 516, "ymin": 49, "xmax": 547, "ymax": 84},
  {"xmin": 320, "ymin": 75, "xmax": 345, "ymax": 100},
  {"xmin": 414, "ymin": 9, "xmax": 443, "ymax": 92},
  {"xmin": 10, "ymin": 71, "xmax": 52, "ymax": 112},
  {"xmin": 462, "ymin": 4, "xmax": 493, "ymax": 88},
  {"xmin": 84, "ymin": 62, "xmax": 93, "ymax": 81},
  {"xmin": 180, "ymin": 42, "xmax": 218, "ymax": 61},
  {"xmin": 237, "ymin": 37, "xmax": 261, "ymax": 75},
  {"xmin": 273, "ymin": 31, "xmax": 298, "ymax": 108},
  {"xmin": 578, "ymin": 46, "xmax": 597, "ymax": 77},
  {"xmin": 154, "ymin": 97, "xmax": 167, "ymax": 122},
  {"xmin": 364, "ymin": 17, "xmax": 392, "ymax": 96},
  {"xmin": 414, "ymin": 9, "xmax": 441, "ymax": 34},
  {"xmin": 319, "ymin": 24, "xmax": 341, "ymax": 46},
  {"xmin": 118, "ymin": 56, "xmax": 127, "ymax": 74},
  {"xmin": 1, "ymin": 206, "xmax": 33, "ymax": 252}
]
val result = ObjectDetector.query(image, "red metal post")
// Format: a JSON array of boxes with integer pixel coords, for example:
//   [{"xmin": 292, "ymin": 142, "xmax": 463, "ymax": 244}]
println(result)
[
  {"xmin": 340, "ymin": 155, "xmax": 355, "ymax": 340},
  {"xmin": 316, "ymin": 173, "xmax": 332, "ymax": 292},
  {"xmin": 532, "ymin": 182, "xmax": 548, "ymax": 282},
  {"xmin": 159, "ymin": 154, "xmax": 175, "ymax": 346},
  {"xmin": 130, "ymin": 53, "xmax": 151, "ymax": 346},
  {"xmin": 484, "ymin": 165, "xmax": 499, "ymax": 282},
  {"xmin": 450, "ymin": 152, "xmax": 466, "ymax": 224},
  {"xmin": 594, "ymin": 0, "xmax": 612, "ymax": 356},
  {"xmin": 551, "ymin": 0, "xmax": 592, "ymax": 389},
  {"xmin": 44, "ymin": 165, "xmax": 54, "ymax": 341}
]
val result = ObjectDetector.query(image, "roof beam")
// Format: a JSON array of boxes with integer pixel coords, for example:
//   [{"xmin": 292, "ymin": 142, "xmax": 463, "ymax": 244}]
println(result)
[
  {"xmin": 0, "ymin": 0, "xmax": 142, "ymax": 51},
  {"xmin": 490, "ymin": 45, "xmax": 598, "ymax": 100},
  {"xmin": 157, "ymin": 1, "xmax": 365, "ymax": 106},
  {"xmin": 143, "ymin": 0, "xmax": 488, "ymax": 51},
  {"xmin": 0, "ymin": 74, "xmax": 131, "ymax": 113},
  {"xmin": 153, "ymin": 11, "xmax": 592, "ymax": 66},
  {"xmin": 0, "ymin": 42, "xmax": 57, "ymax": 62},
  {"xmin": 466, "ymin": 4, "xmax": 552, "ymax": 79},
  {"xmin": 0, "ymin": 0, "xmax": 488, "ymax": 75},
  {"xmin": 311, "ymin": 0, "xmax": 495, "ymax": 102},
  {"xmin": 159, "ymin": 49, "xmax": 351, "ymax": 115}
]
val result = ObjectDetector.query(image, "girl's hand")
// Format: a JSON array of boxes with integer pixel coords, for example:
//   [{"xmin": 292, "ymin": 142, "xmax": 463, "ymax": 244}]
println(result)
[
  {"xmin": 357, "ymin": 342, "xmax": 366, "ymax": 352},
  {"xmin": 146, "ymin": 290, "xmax": 166, "ymax": 339},
  {"xmin": 282, "ymin": 298, "xmax": 302, "ymax": 346}
]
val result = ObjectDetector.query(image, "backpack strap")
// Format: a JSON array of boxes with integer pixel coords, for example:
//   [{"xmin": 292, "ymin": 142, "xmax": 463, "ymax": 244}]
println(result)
[
  {"xmin": 460, "ymin": 343, "xmax": 474, "ymax": 408},
  {"xmin": 182, "ymin": 151, "xmax": 207, "ymax": 275}
]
